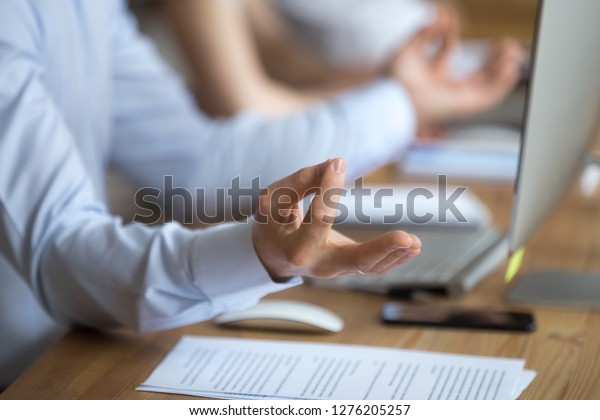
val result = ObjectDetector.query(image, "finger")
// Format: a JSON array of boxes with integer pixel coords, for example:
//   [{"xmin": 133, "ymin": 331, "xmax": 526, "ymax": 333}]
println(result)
[
  {"xmin": 495, "ymin": 38, "xmax": 526, "ymax": 64},
  {"xmin": 433, "ymin": 6, "xmax": 461, "ymax": 69},
  {"xmin": 471, "ymin": 39, "xmax": 524, "ymax": 85},
  {"xmin": 299, "ymin": 158, "xmax": 347, "ymax": 241},
  {"xmin": 368, "ymin": 234, "xmax": 422, "ymax": 273},
  {"xmin": 377, "ymin": 251, "xmax": 420, "ymax": 276},
  {"xmin": 333, "ymin": 230, "xmax": 419, "ymax": 274},
  {"xmin": 492, "ymin": 41, "xmax": 526, "ymax": 82},
  {"xmin": 455, "ymin": 40, "xmax": 523, "ymax": 115},
  {"xmin": 403, "ymin": 8, "xmax": 447, "ymax": 54},
  {"xmin": 408, "ymin": 233, "xmax": 422, "ymax": 250},
  {"xmin": 369, "ymin": 248, "xmax": 418, "ymax": 274},
  {"xmin": 261, "ymin": 160, "xmax": 331, "ymax": 210},
  {"xmin": 371, "ymin": 251, "xmax": 420, "ymax": 275},
  {"xmin": 478, "ymin": 58, "xmax": 521, "ymax": 106},
  {"xmin": 334, "ymin": 250, "xmax": 417, "ymax": 277}
]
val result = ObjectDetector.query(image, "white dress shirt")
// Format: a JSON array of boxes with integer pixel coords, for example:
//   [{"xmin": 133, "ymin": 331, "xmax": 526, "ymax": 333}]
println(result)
[
  {"xmin": 276, "ymin": 0, "xmax": 435, "ymax": 68},
  {"xmin": 0, "ymin": 0, "xmax": 415, "ymax": 388}
]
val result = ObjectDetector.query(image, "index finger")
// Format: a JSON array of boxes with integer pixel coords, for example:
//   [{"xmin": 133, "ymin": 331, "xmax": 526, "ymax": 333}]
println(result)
[
  {"xmin": 434, "ymin": 6, "xmax": 460, "ymax": 68},
  {"xmin": 260, "ymin": 160, "xmax": 330, "ymax": 209},
  {"xmin": 256, "ymin": 160, "xmax": 331, "ymax": 225},
  {"xmin": 298, "ymin": 158, "xmax": 347, "ymax": 243},
  {"xmin": 404, "ymin": 5, "xmax": 448, "ymax": 52}
]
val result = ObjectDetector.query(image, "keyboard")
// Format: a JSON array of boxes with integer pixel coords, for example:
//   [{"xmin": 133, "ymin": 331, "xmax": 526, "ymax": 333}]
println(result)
[{"xmin": 312, "ymin": 227, "xmax": 508, "ymax": 298}]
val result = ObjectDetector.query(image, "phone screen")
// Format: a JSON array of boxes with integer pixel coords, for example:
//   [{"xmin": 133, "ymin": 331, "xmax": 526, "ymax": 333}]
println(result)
[{"xmin": 381, "ymin": 303, "xmax": 536, "ymax": 332}]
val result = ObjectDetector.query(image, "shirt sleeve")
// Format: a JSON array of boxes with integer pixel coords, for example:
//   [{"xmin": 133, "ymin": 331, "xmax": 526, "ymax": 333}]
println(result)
[
  {"xmin": 0, "ymin": 2, "xmax": 298, "ymax": 334},
  {"xmin": 108, "ymin": 1, "xmax": 417, "ymax": 205}
]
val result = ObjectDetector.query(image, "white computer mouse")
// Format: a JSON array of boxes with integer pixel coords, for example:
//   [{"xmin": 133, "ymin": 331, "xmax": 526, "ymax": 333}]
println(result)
[{"xmin": 213, "ymin": 299, "xmax": 344, "ymax": 333}]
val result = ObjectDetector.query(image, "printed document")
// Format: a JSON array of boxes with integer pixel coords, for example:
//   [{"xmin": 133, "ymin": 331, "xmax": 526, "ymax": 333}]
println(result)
[{"xmin": 138, "ymin": 336, "xmax": 535, "ymax": 400}]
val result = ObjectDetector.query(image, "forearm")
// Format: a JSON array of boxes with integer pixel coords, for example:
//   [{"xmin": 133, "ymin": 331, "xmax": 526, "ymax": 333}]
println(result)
[
  {"xmin": 256, "ymin": 70, "xmax": 378, "ymax": 115},
  {"xmin": 194, "ymin": 79, "xmax": 419, "ymax": 188},
  {"xmin": 40, "ymin": 215, "xmax": 298, "ymax": 332},
  {"xmin": 160, "ymin": 0, "xmax": 281, "ymax": 116},
  {"xmin": 161, "ymin": 0, "xmax": 363, "ymax": 117},
  {"xmin": 112, "ymin": 76, "xmax": 418, "ymax": 214}
]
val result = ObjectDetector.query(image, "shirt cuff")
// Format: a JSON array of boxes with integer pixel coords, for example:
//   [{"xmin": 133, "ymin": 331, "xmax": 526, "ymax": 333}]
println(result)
[{"xmin": 190, "ymin": 219, "xmax": 302, "ymax": 313}]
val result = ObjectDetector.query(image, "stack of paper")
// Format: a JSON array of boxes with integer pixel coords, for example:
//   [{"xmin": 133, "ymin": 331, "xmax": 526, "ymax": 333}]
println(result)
[
  {"xmin": 398, "ymin": 125, "xmax": 522, "ymax": 183},
  {"xmin": 138, "ymin": 336, "xmax": 535, "ymax": 400}
]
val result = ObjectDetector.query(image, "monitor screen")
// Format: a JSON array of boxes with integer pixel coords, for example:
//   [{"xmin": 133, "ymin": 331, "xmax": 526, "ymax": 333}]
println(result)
[{"xmin": 509, "ymin": 0, "xmax": 600, "ymax": 252}]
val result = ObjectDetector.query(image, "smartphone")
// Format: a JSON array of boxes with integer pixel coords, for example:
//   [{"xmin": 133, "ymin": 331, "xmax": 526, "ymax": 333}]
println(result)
[{"xmin": 381, "ymin": 303, "xmax": 536, "ymax": 332}]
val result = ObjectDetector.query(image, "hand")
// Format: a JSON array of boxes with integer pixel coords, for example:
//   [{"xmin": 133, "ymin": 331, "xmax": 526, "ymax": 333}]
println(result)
[
  {"xmin": 389, "ymin": 7, "xmax": 525, "ymax": 126},
  {"xmin": 252, "ymin": 159, "xmax": 421, "ymax": 280}
]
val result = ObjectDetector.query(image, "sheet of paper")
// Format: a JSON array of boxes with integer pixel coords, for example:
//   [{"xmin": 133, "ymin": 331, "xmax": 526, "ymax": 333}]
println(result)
[
  {"xmin": 512, "ymin": 370, "xmax": 536, "ymax": 399},
  {"xmin": 138, "ymin": 336, "xmax": 535, "ymax": 400}
]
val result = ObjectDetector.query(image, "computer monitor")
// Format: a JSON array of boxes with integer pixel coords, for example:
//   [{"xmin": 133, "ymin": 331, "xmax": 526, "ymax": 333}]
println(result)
[{"xmin": 507, "ymin": 0, "xmax": 600, "ymax": 307}]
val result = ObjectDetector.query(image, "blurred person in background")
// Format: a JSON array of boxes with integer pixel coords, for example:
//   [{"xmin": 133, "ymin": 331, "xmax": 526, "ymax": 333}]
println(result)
[{"xmin": 157, "ymin": 0, "xmax": 524, "ymax": 123}]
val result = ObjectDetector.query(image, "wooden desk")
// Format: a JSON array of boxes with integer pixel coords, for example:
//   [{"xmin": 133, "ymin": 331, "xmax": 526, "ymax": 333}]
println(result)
[
  {"xmin": 3, "ymin": 167, "xmax": 600, "ymax": 400},
  {"xmin": 456, "ymin": 0, "xmax": 538, "ymax": 41}
]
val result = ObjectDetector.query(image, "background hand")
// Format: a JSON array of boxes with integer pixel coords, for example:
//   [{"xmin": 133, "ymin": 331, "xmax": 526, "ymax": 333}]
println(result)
[
  {"xmin": 252, "ymin": 159, "xmax": 421, "ymax": 280},
  {"xmin": 389, "ymin": 7, "xmax": 525, "ymax": 126}
]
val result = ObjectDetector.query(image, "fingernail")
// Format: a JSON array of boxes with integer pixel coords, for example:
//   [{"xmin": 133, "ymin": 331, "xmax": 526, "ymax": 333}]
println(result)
[{"xmin": 333, "ymin": 159, "xmax": 346, "ymax": 174}]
